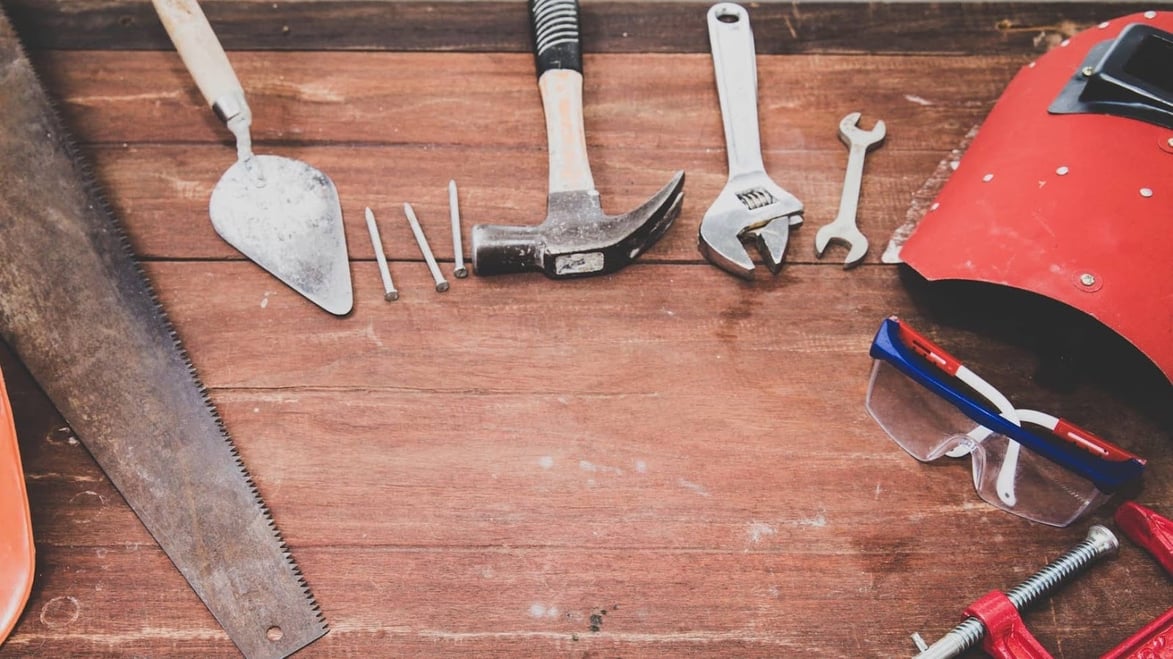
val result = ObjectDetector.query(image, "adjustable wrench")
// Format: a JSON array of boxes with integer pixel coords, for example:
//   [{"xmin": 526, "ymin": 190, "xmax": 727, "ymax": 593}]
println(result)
[
  {"xmin": 698, "ymin": 2, "xmax": 803, "ymax": 279},
  {"xmin": 814, "ymin": 112, "xmax": 886, "ymax": 268}
]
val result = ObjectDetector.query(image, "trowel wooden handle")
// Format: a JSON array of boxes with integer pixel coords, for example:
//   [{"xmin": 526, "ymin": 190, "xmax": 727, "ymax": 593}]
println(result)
[{"xmin": 151, "ymin": 0, "xmax": 247, "ymax": 120}]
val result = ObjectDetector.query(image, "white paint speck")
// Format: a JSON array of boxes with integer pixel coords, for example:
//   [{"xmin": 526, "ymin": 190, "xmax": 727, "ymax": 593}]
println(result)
[
  {"xmin": 538, "ymin": 456, "xmax": 554, "ymax": 470},
  {"xmin": 634, "ymin": 460, "xmax": 647, "ymax": 473},
  {"xmin": 678, "ymin": 478, "xmax": 711, "ymax": 497},
  {"xmin": 903, "ymin": 94, "xmax": 932, "ymax": 106},
  {"xmin": 260, "ymin": 292, "xmax": 271, "ymax": 309},
  {"xmin": 874, "ymin": 483, "xmax": 883, "ymax": 499},
  {"xmin": 796, "ymin": 512, "xmax": 827, "ymax": 528},
  {"xmin": 253, "ymin": 407, "xmax": 260, "ymax": 413},
  {"xmin": 580, "ymin": 460, "xmax": 623, "ymax": 475},
  {"xmin": 1056, "ymin": 166, "xmax": 1069, "ymax": 176},
  {"xmin": 748, "ymin": 522, "xmax": 776, "ymax": 543},
  {"xmin": 528, "ymin": 603, "xmax": 560, "ymax": 619}
]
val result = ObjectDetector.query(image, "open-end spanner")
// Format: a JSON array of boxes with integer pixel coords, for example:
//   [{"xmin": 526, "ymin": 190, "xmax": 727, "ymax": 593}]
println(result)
[
  {"xmin": 814, "ymin": 112, "xmax": 886, "ymax": 268},
  {"xmin": 699, "ymin": 2, "xmax": 804, "ymax": 280}
]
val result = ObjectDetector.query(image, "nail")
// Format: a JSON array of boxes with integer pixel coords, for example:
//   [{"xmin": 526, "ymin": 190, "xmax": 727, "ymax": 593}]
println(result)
[
  {"xmin": 403, "ymin": 203, "xmax": 449, "ymax": 293},
  {"xmin": 364, "ymin": 207, "xmax": 398, "ymax": 301},
  {"xmin": 449, "ymin": 180, "xmax": 468, "ymax": 278}
]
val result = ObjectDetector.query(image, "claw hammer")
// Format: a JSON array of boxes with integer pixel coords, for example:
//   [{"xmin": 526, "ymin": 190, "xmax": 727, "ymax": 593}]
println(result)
[{"xmin": 471, "ymin": 0, "xmax": 685, "ymax": 278}]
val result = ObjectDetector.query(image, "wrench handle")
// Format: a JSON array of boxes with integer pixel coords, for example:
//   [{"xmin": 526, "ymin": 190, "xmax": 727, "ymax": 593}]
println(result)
[
  {"xmin": 834, "ymin": 142, "xmax": 870, "ymax": 223},
  {"xmin": 708, "ymin": 3, "xmax": 766, "ymax": 178},
  {"xmin": 530, "ymin": 0, "xmax": 594, "ymax": 193}
]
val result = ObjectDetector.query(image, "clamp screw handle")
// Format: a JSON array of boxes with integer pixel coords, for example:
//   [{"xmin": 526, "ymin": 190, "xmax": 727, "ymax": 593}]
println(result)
[{"xmin": 914, "ymin": 525, "xmax": 1118, "ymax": 659}]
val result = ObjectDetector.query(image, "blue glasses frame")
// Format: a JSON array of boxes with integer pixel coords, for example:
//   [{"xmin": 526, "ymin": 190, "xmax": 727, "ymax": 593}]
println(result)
[{"xmin": 869, "ymin": 317, "xmax": 1145, "ymax": 493}]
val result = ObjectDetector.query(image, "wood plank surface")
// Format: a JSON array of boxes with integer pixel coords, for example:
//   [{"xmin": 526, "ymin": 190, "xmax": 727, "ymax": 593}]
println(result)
[
  {"xmin": 3, "ymin": 0, "xmax": 1158, "ymax": 54},
  {"xmin": 2, "ymin": 1, "xmax": 1171, "ymax": 658}
]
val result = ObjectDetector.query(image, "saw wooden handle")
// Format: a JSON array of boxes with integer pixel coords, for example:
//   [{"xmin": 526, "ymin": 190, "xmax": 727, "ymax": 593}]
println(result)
[{"xmin": 151, "ymin": 0, "xmax": 248, "ymax": 120}]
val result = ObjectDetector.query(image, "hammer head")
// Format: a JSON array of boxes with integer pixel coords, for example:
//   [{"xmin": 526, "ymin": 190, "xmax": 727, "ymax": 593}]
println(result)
[{"xmin": 472, "ymin": 170, "xmax": 685, "ymax": 278}]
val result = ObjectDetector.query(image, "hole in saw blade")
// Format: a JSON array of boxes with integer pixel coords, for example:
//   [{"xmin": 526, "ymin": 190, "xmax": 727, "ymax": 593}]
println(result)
[{"xmin": 266, "ymin": 626, "xmax": 284, "ymax": 642}]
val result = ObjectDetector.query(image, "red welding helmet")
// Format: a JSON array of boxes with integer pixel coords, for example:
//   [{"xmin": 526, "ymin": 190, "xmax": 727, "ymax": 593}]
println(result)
[
  {"xmin": 0, "ymin": 365, "xmax": 33, "ymax": 645},
  {"xmin": 900, "ymin": 11, "xmax": 1173, "ymax": 384}
]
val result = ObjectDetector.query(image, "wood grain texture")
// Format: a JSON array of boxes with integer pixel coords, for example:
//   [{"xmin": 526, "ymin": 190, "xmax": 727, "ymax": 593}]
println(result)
[
  {"xmin": 2, "ymin": 1, "xmax": 1171, "ymax": 657},
  {"xmin": 3, "ymin": 0, "xmax": 1156, "ymax": 54},
  {"xmin": 34, "ymin": 50, "xmax": 1024, "ymax": 268}
]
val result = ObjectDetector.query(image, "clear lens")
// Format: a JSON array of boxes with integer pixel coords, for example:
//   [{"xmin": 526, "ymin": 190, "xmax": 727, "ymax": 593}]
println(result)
[
  {"xmin": 865, "ymin": 360, "xmax": 977, "ymax": 461},
  {"xmin": 970, "ymin": 432, "xmax": 1109, "ymax": 527}
]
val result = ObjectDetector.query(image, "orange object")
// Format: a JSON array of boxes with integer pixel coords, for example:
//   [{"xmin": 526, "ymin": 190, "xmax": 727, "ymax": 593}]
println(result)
[{"xmin": 0, "ymin": 366, "xmax": 33, "ymax": 644}]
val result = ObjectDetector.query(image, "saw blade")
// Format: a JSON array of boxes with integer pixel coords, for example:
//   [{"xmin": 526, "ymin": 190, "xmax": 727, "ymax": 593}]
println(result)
[{"xmin": 0, "ymin": 11, "xmax": 326, "ymax": 658}]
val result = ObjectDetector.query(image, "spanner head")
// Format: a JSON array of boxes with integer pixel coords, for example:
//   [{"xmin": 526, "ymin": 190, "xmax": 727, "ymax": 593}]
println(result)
[
  {"xmin": 838, "ymin": 112, "xmax": 886, "ymax": 150},
  {"xmin": 814, "ymin": 222, "xmax": 869, "ymax": 268}
]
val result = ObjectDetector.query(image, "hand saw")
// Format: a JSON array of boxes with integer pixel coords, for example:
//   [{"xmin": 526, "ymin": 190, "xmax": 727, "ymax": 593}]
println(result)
[{"xmin": 0, "ymin": 10, "xmax": 326, "ymax": 658}]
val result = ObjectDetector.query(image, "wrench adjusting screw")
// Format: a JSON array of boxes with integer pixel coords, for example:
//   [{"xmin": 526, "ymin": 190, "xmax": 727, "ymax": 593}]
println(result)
[{"xmin": 914, "ymin": 525, "xmax": 1119, "ymax": 659}]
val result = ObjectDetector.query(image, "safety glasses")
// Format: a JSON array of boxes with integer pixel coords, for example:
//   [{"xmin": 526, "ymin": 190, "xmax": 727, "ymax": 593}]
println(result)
[{"xmin": 866, "ymin": 316, "xmax": 1145, "ymax": 527}]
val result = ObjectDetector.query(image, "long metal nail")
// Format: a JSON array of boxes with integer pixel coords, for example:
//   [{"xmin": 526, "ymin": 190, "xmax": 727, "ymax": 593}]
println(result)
[
  {"xmin": 449, "ymin": 180, "xmax": 468, "ymax": 278},
  {"xmin": 914, "ymin": 525, "xmax": 1119, "ymax": 659},
  {"xmin": 365, "ymin": 207, "xmax": 399, "ymax": 301},
  {"xmin": 403, "ymin": 202, "xmax": 449, "ymax": 293}
]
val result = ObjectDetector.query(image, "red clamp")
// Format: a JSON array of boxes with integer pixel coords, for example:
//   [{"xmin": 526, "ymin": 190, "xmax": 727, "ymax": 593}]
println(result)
[
  {"xmin": 1114, "ymin": 502, "xmax": 1173, "ymax": 576},
  {"xmin": 964, "ymin": 590, "xmax": 1054, "ymax": 659},
  {"xmin": 1100, "ymin": 502, "xmax": 1173, "ymax": 659}
]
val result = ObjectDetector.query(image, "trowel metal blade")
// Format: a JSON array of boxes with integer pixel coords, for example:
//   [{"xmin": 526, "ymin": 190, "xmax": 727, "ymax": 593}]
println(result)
[{"xmin": 211, "ymin": 155, "xmax": 353, "ymax": 315}]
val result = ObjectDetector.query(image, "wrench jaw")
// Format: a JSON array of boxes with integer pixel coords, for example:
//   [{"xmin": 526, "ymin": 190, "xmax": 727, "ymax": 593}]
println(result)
[
  {"xmin": 747, "ymin": 219, "xmax": 793, "ymax": 274},
  {"xmin": 839, "ymin": 113, "xmax": 887, "ymax": 150},
  {"xmin": 814, "ymin": 224, "xmax": 869, "ymax": 269},
  {"xmin": 698, "ymin": 177, "xmax": 804, "ymax": 279}
]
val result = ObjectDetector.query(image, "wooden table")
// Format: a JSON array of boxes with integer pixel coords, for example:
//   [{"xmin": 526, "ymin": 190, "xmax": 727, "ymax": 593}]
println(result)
[{"xmin": 2, "ymin": 1, "xmax": 1170, "ymax": 656}]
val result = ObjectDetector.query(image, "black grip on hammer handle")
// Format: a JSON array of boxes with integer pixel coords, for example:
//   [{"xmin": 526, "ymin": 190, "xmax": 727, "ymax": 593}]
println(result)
[{"xmin": 530, "ymin": 0, "xmax": 582, "ymax": 75}]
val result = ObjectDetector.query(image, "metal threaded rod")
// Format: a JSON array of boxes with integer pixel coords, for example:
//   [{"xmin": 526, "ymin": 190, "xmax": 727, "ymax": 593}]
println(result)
[{"xmin": 914, "ymin": 525, "xmax": 1119, "ymax": 659}]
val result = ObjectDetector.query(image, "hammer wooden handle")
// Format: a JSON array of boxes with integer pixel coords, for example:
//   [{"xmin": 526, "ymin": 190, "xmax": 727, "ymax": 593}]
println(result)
[{"xmin": 530, "ymin": 0, "xmax": 594, "ymax": 194}]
